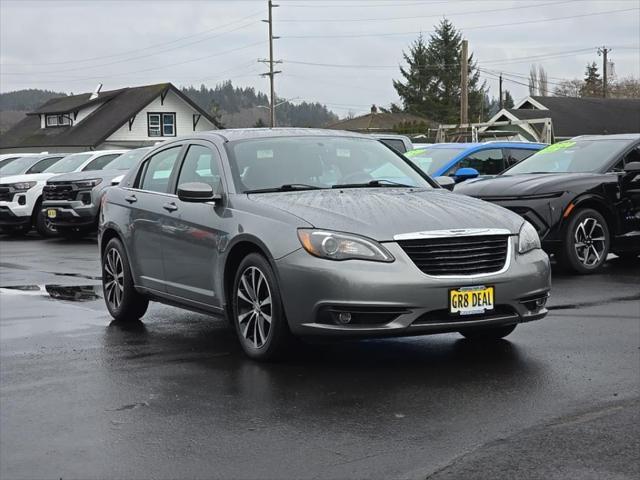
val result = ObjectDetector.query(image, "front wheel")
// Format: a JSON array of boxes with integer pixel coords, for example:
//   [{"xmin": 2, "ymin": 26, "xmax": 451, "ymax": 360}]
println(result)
[
  {"xmin": 232, "ymin": 253, "xmax": 294, "ymax": 361},
  {"xmin": 35, "ymin": 208, "xmax": 57, "ymax": 237},
  {"xmin": 102, "ymin": 238, "xmax": 148, "ymax": 322},
  {"xmin": 459, "ymin": 324, "xmax": 517, "ymax": 340},
  {"xmin": 558, "ymin": 208, "xmax": 609, "ymax": 274}
]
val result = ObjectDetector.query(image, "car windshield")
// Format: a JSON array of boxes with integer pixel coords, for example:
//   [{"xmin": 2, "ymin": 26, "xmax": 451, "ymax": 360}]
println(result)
[
  {"xmin": 405, "ymin": 147, "xmax": 466, "ymax": 174},
  {"xmin": 104, "ymin": 148, "xmax": 150, "ymax": 171},
  {"xmin": 44, "ymin": 153, "xmax": 93, "ymax": 173},
  {"xmin": 0, "ymin": 156, "xmax": 37, "ymax": 176},
  {"xmin": 505, "ymin": 139, "xmax": 631, "ymax": 174},
  {"xmin": 226, "ymin": 136, "xmax": 433, "ymax": 193}
]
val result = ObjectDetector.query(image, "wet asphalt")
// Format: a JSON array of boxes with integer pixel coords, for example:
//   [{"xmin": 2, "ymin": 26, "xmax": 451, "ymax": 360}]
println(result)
[{"xmin": 0, "ymin": 234, "xmax": 638, "ymax": 480}]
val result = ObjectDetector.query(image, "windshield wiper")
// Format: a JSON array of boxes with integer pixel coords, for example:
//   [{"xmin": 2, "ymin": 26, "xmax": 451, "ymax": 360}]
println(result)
[
  {"xmin": 331, "ymin": 179, "xmax": 415, "ymax": 189},
  {"xmin": 244, "ymin": 183, "xmax": 324, "ymax": 193}
]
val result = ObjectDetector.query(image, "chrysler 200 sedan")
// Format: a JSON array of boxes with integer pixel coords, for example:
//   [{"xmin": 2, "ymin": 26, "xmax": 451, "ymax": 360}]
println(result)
[{"xmin": 99, "ymin": 129, "xmax": 551, "ymax": 360}]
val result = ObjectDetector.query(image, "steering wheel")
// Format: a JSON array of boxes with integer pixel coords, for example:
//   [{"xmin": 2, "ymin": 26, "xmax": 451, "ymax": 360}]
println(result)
[{"xmin": 340, "ymin": 172, "xmax": 373, "ymax": 184}]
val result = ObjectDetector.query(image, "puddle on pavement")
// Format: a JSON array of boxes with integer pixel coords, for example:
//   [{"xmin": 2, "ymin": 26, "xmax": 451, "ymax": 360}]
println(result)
[{"xmin": 0, "ymin": 284, "xmax": 102, "ymax": 302}]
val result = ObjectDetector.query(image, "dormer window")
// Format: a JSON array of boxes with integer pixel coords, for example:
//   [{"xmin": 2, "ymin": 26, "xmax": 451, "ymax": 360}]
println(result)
[{"xmin": 46, "ymin": 114, "xmax": 71, "ymax": 127}]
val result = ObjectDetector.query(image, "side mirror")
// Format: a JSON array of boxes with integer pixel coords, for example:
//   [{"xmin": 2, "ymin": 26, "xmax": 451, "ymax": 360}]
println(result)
[
  {"xmin": 434, "ymin": 176, "xmax": 455, "ymax": 191},
  {"xmin": 111, "ymin": 174, "xmax": 124, "ymax": 186},
  {"xmin": 177, "ymin": 182, "xmax": 220, "ymax": 203},
  {"xmin": 453, "ymin": 167, "xmax": 480, "ymax": 182},
  {"xmin": 623, "ymin": 161, "xmax": 640, "ymax": 173}
]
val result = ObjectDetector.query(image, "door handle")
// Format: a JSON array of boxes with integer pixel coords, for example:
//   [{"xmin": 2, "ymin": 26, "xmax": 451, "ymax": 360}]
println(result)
[
  {"xmin": 124, "ymin": 194, "xmax": 137, "ymax": 204},
  {"xmin": 163, "ymin": 202, "xmax": 178, "ymax": 212}
]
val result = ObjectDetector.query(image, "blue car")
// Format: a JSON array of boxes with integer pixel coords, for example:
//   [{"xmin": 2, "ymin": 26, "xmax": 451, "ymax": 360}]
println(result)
[{"xmin": 405, "ymin": 142, "xmax": 546, "ymax": 183}]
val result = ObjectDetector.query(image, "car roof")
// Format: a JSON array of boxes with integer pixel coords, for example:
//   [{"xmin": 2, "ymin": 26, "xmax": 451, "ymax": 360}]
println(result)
[
  {"xmin": 570, "ymin": 134, "xmax": 640, "ymax": 141},
  {"xmin": 425, "ymin": 141, "xmax": 545, "ymax": 149},
  {"xmin": 193, "ymin": 128, "xmax": 373, "ymax": 143}
]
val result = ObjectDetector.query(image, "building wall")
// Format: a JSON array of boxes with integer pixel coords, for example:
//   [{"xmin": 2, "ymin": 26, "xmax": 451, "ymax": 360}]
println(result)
[{"xmin": 105, "ymin": 90, "xmax": 216, "ymax": 145}]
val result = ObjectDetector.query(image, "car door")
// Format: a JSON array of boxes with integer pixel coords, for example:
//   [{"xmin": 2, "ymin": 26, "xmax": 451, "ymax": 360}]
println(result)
[
  {"xmin": 447, "ymin": 148, "xmax": 507, "ymax": 176},
  {"xmin": 161, "ymin": 142, "xmax": 228, "ymax": 308},
  {"xmin": 127, "ymin": 145, "xmax": 184, "ymax": 293}
]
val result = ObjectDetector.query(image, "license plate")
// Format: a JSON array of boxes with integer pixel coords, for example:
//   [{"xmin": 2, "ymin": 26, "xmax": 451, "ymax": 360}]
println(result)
[
  {"xmin": 449, "ymin": 286, "xmax": 494, "ymax": 315},
  {"xmin": 47, "ymin": 209, "xmax": 57, "ymax": 219}
]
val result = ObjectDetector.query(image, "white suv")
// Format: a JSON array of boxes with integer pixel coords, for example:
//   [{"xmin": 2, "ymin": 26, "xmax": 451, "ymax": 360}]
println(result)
[{"xmin": 0, "ymin": 150, "xmax": 125, "ymax": 236}]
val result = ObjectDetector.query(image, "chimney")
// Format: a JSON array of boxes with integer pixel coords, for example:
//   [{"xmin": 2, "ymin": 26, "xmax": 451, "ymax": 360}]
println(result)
[
  {"xmin": 371, "ymin": 104, "xmax": 378, "ymax": 114},
  {"xmin": 90, "ymin": 83, "xmax": 103, "ymax": 100}
]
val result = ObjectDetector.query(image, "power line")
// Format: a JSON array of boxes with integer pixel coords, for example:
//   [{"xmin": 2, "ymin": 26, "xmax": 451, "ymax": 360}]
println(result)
[
  {"xmin": 280, "ymin": 7, "xmax": 638, "ymax": 38},
  {"xmin": 278, "ymin": 0, "xmax": 576, "ymax": 22},
  {"xmin": 0, "ymin": 11, "xmax": 263, "ymax": 67}
]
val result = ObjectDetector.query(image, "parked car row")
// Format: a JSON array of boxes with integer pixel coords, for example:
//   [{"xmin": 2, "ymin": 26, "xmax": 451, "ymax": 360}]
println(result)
[{"xmin": 0, "ymin": 148, "xmax": 150, "ymax": 237}]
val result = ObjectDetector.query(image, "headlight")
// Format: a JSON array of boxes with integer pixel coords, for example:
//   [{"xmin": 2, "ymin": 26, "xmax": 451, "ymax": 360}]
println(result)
[
  {"xmin": 518, "ymin": 221, "xmax": 541, "ymax": 254},
  {"xmin": 10, "ymin": 181, "xmax": 37, "ymax": 191},
  {"xmin": 297, "ymin": 229, "xmax": 394, "ymax": 262},
  {"xmin": 73, "ymin": 178, "xmax": 102, "ymax": 189}
]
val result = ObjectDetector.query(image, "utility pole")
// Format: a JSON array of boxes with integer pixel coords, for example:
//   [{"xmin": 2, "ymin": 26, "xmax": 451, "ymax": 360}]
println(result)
[
  {"xmin": 499, "ymin": 73, "xmax": 503, "ymax": 110},
  {"xmin": 259, "ymin": 0, "xmax": 281, "ymax": 127},
  {"xmin": 460, "ymin": 39, "xmax": 469, "ymax": 125},
  {"xmin": 598, "ymin": 46, "xmax": 611, "ymax": 98}
]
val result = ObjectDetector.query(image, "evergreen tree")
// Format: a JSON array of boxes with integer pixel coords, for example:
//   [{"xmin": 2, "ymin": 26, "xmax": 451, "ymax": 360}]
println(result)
[
  {"xmin": 503, "ymin": 90, "xmax": 515, "ymax": 108},
  {"xmin": 393, "ymin": 20, "xmax": 485, "ymax": 124},
  {"xmin": 580, "ymin": 62, "xmax": 602, "ymax": 97},
  {"xmin": 253, "ymin": 118, "xmax": 266, "ymax": 128}
]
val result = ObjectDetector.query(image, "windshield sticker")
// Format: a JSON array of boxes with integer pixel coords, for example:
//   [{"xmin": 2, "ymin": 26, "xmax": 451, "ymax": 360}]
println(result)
[
  {"xmin": 257, "ymin": 149, "xmax": 274, "ymax": 159},
  {"xmin": 336, "ymin": 148, "xmax": 351, "ymax": 158},
  {"xmin": 539, "ymin": 141, "xmax": 576, "ymax": 154}
]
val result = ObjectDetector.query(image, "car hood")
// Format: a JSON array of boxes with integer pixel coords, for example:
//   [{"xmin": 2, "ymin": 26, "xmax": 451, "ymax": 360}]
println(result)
[
  {"xmin": 0, "ymin": 173, "xmax": 54, "ymax": 184},
  {"xmin": 248, "ymin": 188, "xmax": 524, "ymax": 241},
  {"xmin": 455, "ymin": 172, "xmax": 610, "ymax": 197},
  {"xmin": 47, "ymin": 169, "xmax": 125, "ymax": 184}
]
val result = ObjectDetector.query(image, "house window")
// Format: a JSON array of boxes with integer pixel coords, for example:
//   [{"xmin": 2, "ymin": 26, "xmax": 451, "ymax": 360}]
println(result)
[
  {"xmin": 45, "ymin": 114, "xmax": 71, "ymax": 127},
  {"xmin": 147, "ymin": 112, "xmax": 176, "ymax": 137}
]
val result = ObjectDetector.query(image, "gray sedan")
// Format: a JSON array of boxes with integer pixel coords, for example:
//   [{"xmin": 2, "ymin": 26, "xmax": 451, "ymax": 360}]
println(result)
[{"xmin": 99, "ymin": 129, "xmax": 551, "ymax": 360}]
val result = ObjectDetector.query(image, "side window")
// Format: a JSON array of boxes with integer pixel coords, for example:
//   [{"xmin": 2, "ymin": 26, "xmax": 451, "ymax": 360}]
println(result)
[
  {"xmin": 380, "ymin": 139, "xmax": 407, "ymax": 153},
  {"xmin": 138, "ymin": 147, "xmax": 181, "ymax": 193},
  {"xmin": 82, "ymin": 154, "xmax": 121, "ymax": 171},
  {"xmin": 506, "ymin": 148, "xmax": 536, "ymax": 167},
  {"xmin": 449, "ymin": 148, "xmax": 505, "ymax": 175},
  {"xmin": 176, "ymin": 144, "xmax": 221, "ymax": 191},
  {"xmin": 26, "ymin": 157, "xmax": 62, "ymax": 174}
]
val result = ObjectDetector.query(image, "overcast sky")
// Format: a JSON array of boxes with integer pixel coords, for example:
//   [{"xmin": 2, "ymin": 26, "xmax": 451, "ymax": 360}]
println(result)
[{"xmin": 1, "ymin": 0, "xmax": 638, "ymax": 117}]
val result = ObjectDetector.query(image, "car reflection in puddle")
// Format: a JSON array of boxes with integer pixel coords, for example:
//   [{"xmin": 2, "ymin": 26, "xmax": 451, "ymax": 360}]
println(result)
[{"xmin": 0, "ymin": 284, "xmax": 102, "ymax": 302}]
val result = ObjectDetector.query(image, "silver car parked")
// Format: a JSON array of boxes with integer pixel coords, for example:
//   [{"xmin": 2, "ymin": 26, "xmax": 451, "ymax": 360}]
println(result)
[{"xmin": 99, "ymin": 129, "xmax": 551, "ymax": 360}]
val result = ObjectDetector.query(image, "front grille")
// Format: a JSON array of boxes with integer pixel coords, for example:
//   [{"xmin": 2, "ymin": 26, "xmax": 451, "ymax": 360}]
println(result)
[
  {"xmin": 43, "ymin": 184, "xmax": 74, "ymax": 201},
  {"xmin": 0, "ymin": 187, "xmax": 12, "ymax": 202},
  {"xmin": 398, "ymin": 235, "xmax": 509, "ymax": 276}
]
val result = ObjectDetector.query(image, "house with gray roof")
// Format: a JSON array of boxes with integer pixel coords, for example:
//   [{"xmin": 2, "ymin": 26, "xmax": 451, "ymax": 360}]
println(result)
[
  {"xmin": 484, "ymin": 96, "xmax": 640, "ymax": 142},
  {"xmin": 0, "ymin": 83, "xmax": 220, "ymax": 153}
]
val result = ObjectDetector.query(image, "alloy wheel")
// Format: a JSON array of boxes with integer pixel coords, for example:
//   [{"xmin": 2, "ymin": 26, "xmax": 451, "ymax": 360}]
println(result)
[
  {"xmin": 103, "ymin": 247, "xmax": 124, "ymax": 309},
  {"xmin": 236, "ymin": 266, "xmax": 272, "ymax": 349},
  {"xmin": 574, "ymin": 217, "xmax": 606, "ymax": 267}
]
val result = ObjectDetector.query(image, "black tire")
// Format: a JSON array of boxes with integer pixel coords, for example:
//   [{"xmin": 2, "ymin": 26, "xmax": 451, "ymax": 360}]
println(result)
[
  {"xmin": 34, "ymin": 205, "xmax": 57, "ymax": 237},
  {"xmin": 558, "ymin": 208, "xmax": 610, "ymax": 274},
  {"xmin": 459, "ymin": 324, "xmax": 517, "ymax": 340},
  {"xmin": 57, "ymin": 226, "xmax": 91, "ymax": 240},
  {"xmin": 231, "ymin": 253, "xmax": 294, "ymax": 361},
  {"xmin": 102, "ymin": 237, "xmax": 148, "ymax": 322}
]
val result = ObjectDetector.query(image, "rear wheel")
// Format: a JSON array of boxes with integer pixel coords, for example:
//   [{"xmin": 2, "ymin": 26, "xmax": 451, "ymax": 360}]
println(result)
[
  {"xmin": 102, "ymin": 237, "xmax": 148, "ymax": 322},
  {"xmin": 558, "ymin": 208, "xmax": 609, "ymax": 274},
  {"xmin": 232, "ymin": 253, "xmax": 293, "ymax": 360},
  {"xmin": 459, "ymin": 324, "xmax": 517, "ymax": 340}
]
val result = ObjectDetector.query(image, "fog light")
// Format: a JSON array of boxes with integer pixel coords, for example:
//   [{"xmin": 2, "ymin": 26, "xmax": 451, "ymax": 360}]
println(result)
[
  {"xmin": 17, "ymin": 195, "xmax": 26, "ymax": 205},
  {"xmin": 80, "ymin": 193, "xmax": 91, "ymax": 205},
  {"xmin": 337, "ymin": 312, "xmax": 352, "ymax": 324}
]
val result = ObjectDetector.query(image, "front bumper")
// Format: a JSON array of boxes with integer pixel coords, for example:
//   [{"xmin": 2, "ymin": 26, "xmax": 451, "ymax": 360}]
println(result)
[
  {"xmin": 0, "ymin": 205, "xmax": 32, "ymax": 227},
  {"xmin": 276, "ymin": 238, "xmax": 551, "ymax": 337},
  {"xmin": 41, "ymin": 200, "xmax": 99, "ymax": 228}
]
